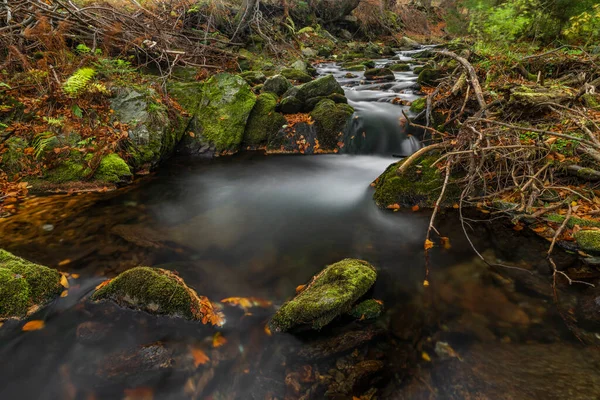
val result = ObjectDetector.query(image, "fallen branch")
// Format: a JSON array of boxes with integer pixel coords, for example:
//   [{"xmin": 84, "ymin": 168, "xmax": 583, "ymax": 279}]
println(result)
[
  {"xmin": 434, "ymin": 49, "xmax": 486, "ymax": 111},
  {"xmin": 396, "ymin": 142, "xmax": 447, "ymax": 176}
]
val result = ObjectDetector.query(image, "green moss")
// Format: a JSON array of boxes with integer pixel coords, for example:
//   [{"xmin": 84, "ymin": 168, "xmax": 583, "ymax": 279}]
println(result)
[
  {"xmin": 581, "ymin": 93, "xmax": 600, "ymax": 110},
  {"xmin": 93, "ymin": 153, "xmax": 132, "ymax": 183},
  {"xmin": 547, "ymin": 214, "xmax": 600, "ymax": 229},
  {"xmin": 91, "ymin": 267, "xmax": 210, "ymax": 321},
  {"xmin": 0, "ymin": 249, "xmax": 63, "ymax": 319},
  {"xmin": 364, "ymin": 68, "xmax": 394, "ymax": 80},
  {"xmin": 45, "ymin": 160, "xmax": 88, "ymax": 183},
  {"xmin": 389, "ymin": 63, "xmax": 410, "ymax": 72},
  {"xmin": 297, "ymin": 75, "xmax": 344, "ymax": 102},
  {"xmin": 310, "ymin": 99, "xmax": 354, "ymax": 149},
  {"xmin": 373, "ymin": 154, "xmax": 459, "ymax": 209},
  {"xmin": 262, "ymin": 75, "xmax": 292, "ymax": 96},
  {"xmin": 167, "ymin": 81, "xmax": 204, "ymax": 112},
  {"xmin": 348, "ymin": 299, "xmax": 383, "ymax": 320},
  {"xmin": 243, "ymin": 93, "xmax": 286, "ymax": 148},
  {"xmin": 574, "ymin": 230, "xmax": 600, "ymax": 253},
  {"xmin": 417, "ymin": 68, "xmax": 441, "ymax": 86},
  {"xmin": 240, "ymin": 71, "xmax": 266, "ymax": 86},
  {"xmin": 410, "ymin": 98, "xmax": 427, "ymax": 113},
  {"xmin": 281, "ymin": 68, "xmax": 313, "ymax": 83},
  {"xmin": 0, "ymin": 137, "xmax": 28, "ymax": 175},
  {"xmin": 269, "ymin": 259, "xmax": 377, "ymax": 332},
  {"xmin": 345, "ymin": 64, "xmax": 366, "ymax": 71}
]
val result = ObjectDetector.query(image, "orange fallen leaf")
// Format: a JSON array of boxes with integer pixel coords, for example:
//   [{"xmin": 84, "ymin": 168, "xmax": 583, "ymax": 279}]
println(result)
[
  {"xmin": 440, "ymin": 237, "xmax": 451, "ymax": 250},
  {"xmin": 212, "ymin": 332, "xmax": 227, "ymax": 348},
  {"xmin": 60, "ymin": 274, "xmax": 69, "ymax": 289},
  {"xmin": 60, "ymin": 290, "xmax": 69, "ymax": 298},
  {"xmin": 423, "ymin": 280, "xmax": 430, "ymax": 287},
  {"xmin": 71, "ymin": 273, "xmax": 80, "ymax": 279},
  {"xmin": 123, "ymin": 387, "xmax": 154, "ymax": 400},
  {"xmin": 190, "ymin": 347, "xmax": 209, "ymax": 367},
  {"xmin": 58, "ymin": 259, "xmax": 71, "ymax": 266},
  {"xmin": 386, "ymin": 203, "xmax": 400, "ymax": 210},
  {"xmin": 295, "ymin": 284, "xmax": 306, "ymax": 293},
  {"xmin": 221, "ymin": 297, "xmax": 272, "ymax": 311},
  {"xmin": 411, "ymin": 205, "xmax": 420, "ymax": 212},
  {"xmin": 264, "ymin": 324, "xmax": 272, "ymax": 336},
  {"xmin": 424, "ymin": 239, "xmax": 434, "ymax": 250},
  {"xmin": 22, "ymin": 320, "xmax": 45, "ymax": 331},
  {"xmin": 188, "ymin": 131, "xmax": 195, "ymax": 137}
]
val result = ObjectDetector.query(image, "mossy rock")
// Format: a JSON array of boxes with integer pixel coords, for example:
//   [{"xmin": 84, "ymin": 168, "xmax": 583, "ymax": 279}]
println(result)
[
  {"xmin": 91, "ymin": 267, "xmax": 221, "ymax": 324},
  {"xmin": 574, "ymin": 230, "xmax": 600, "ymax": 254},
  {"xmin": 45, "ymin": 160, "xmax": 88, "ymax": 183},
  {"xmin": 297, "ymin": 75, "xmax": 344, "ymax": 103},
  {"xmin": 417, "ymin": 68, "xmax": 441, "ymax": 86},
  {"xmin": 280, "ymin": 96, "xmax": 304, "ymax": 114},
  {"xmin": 240, "ymin": 71, "xmax": 266, "ymax": 86},
  {"xmin": 310, "ymin": 99, "xmax": 354, "ymax": 149},
  {"xmin": 364, "ymin": 68, "xmax": 395, "ymax": 81},
  {"xmin": 281, "ymin": 68, "xmax": 313, "ymax": 83},
  {"xmin": 170, "ymin": 73, "xmax": 256, "ymax": 155},
  {"xmin": 410, "ymin": 98, "xmax": 426, "ymax": 113},
  {"xmin": 345, "ymin": 64, "xmax": 366, "ymax": 72},
  {"xmin": 362, "ymin": 60, "xmax": 376, "ymax": 69},
  {"xmin": 0, "ymin": 249, "xmax": 63, "ymax": 320},
  {"xmin": 243, "ymin": 93, "xmax": 287, "ymax": 148},
  {"xmin": 389, "ymin": 63, "xmax": 410, "ymax": 72},
  {"xmin": 93, "ymin": 153, "xmax": 132, "ymax": 183},
  {"xmin": 262, "ymin": 75, "xmax": 292, "ymax": 96},
  {"xmin": 0, "ymin": 137, "xmax": 29, "ymax": 176},
  {"xmin": 269, "ymin": 259, "xmax": 377, "ymax": 332},
  {"xmin": 348, "ymin": 299, "xmax": 383, "ymax": 320},
  {"xmin": 372, "ymin": 154, "xmax": 460, "ymax": 209}
]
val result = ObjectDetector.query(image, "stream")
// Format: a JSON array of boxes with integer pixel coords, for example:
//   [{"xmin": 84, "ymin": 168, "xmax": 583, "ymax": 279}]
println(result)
[{"xmin": 0, "ymin": 50, "xmax": 598, "ymax": 399}]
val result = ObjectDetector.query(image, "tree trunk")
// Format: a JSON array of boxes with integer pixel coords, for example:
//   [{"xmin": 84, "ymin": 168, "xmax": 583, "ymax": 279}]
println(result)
[{"xmin": 232, "ymin": 0, "xmax": 259, "ymax": 41}]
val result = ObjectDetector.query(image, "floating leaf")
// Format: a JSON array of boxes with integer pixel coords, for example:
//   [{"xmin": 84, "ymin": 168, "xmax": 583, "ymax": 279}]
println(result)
[
  {"xmin": 60, "ymin": 274, "xmax": 69, "ymax": 288},
  {"xmin": 264, "ymin": 324, "xmax": 272, "ymax": 336},
  {"xmin": 60, "ymin": 290, "xmax": 69, "ymax": 298},
  {"xmin": 22, "ymin": 320, "xmax": 45, "ymax": 331},
  {"xmin": 190, "ymin": 347, "xmax": 209, "ymax": 367},
  {"xmin": 221, "ymin": 297, "xmax": 272, "ymax": 311},
  {"xmin": 212, "ymin": 332, "xmax": 227, "ymax": 348},
  {"xmin": 58, "ymin": 259, "xmax": 71, "ymax": 266}
]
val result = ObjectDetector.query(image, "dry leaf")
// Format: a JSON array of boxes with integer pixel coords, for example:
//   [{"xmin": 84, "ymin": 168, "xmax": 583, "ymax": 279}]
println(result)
[
  {"xmin": 58, "ymin": 259, "xmax": 71, "ymax": 266},
  {"xmin": 190, "ymin": 347, "xmax": 209, "ymax": 367},
  {"xmin": 22, "ymin": 320, "xmax": 45, "ymax": 331},
  {"xmin": 424, "ymin": 239, "xmax": 434, "ymax": 250},
  {"xmin": 60, "ymin": 290, "xmax": 69, "ymax": 298},
  {"xmin": 423, "ymin": 280, "xmax": 430, "ymax": 287},
  {"xmin": 60, "ymin": 274, "xmax": 69, "ymax": 289},
  {"xmin": 212, "ymin": 332, "xmax": 227, "ymax": 348},
  {"xmin": 421, "ymin": 351, "xmax": 431, "ymax": 362},
  {"xmin": 440, "ymin": 237, "xmax": 451, "ymax": 250},
  {"xmin": 123, "ymin": 387, "xmax": 154, "ymax": 400},
  {"xmin": 264, "ymin": 324, "xmax": 272, "ymax": 336},
  {"xmin": 411, "ymin": 205, "xmax": 420, "ymax": 212}
]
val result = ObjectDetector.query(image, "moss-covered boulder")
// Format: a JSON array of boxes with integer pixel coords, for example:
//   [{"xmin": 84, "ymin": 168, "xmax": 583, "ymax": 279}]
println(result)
[
  {"xmin": 243, "ymin": 93, "xmax": 287, "ymax": 148},
  {"xmin": 389, "ymin": 63, "xmax": 410, "ymax": 72},
  {"xmin": 310, "ymin": 99, "xmax": 354, "ymax": 149},
  {"xmin": 410, "ymin": 98, "xmax": 426, "ymax": 113},
  {"xmin": 280, "ymin": 96, "xmax": 304, "ymax": 114},
  {"xmin": 297, "ymin": 75, "xmax": 344, "ymax": 103},
  {"xmin": 0, "ymin": 136, "xmax": 29, "ymax": 176},
  {"xmin": 373, "ymin": 154, "xmax": 459, "ymax": 209},
  {"xmin": 417, "ymin": 67, "xmax": 441, "ymax": 86},
  {"xmin": 93, "ymin": 153, "xmax": 132, "ymax": 183},
  {"xmin": 262, "ymin": 75, "xmax": 292, "ymax": 96},
  {"xmin": 169, "ymin": 73, "xmax": 256, "ymax": 156},
  {"xmin": 269, "ymin": 259, "xmax": 377, "ymax": 332},
  {"xmin": 574, "ymin": 230, "xmax": 600, "ymax": 254},
  {"xmin": 281, "ymin": 68, "xmax": 313, "ymax": 83},
  {"xmin": 239, "ymin": 71, "xmax": 266, "ymax": 86},
  {"xmin": 91, "ymin": 266, "xmax": 221, "ymax": 324},
  {"xmin": 348, "ymin": 299, "xmax": 383, "ymax": 320},
  {"xmin": 364, "ymin": 68, "xmax": 395, "ymax": 81},
  {"xmin": 0, "ymin": 249, "xmax": 64, "ymax": 320},
  {"xmin": 111, "ymin": 87, "xmax": 184, "ymax": 169}
]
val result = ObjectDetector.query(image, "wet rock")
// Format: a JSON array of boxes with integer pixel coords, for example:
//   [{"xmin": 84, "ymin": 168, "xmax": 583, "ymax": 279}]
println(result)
[
  {"xmin": 93, "ymin": 153, "xmax": 132, "ymax": 183},
  {"xmin": 111, "ymin": 87, "xmax": 184, "ymax": 169},
  {"xmin": 0, "ymin": 249, "xmax": 64, "ymax": 320},
  {"xmin": 301, "ymin": 47, "xmax": 317, "ymax": 58},
  {"xmin": 261, "ymin": 74, "xmax": 292, "ymax": 96},
  {"xmin": 91, "ymin": 266, "xmax": 221, "ymax": 324},
  {"xmin": 417, "ymin": 67, "xmax": 441, "ymax": 86},
  {"xmin": 76, "ymin": 321, "xmax": 113, "ymax": 344},
  {"xmin": 169, "ymin": 73, "xmax": 256, "ymax": 156},
  {"xmin": 298, "ymin": 324, "xmax": 384, "ymax": 360},
  {"xmin": 348, "ymin": 299, "xmax": 383, "ymax": 320},
  {"xmin": 372, "ymin": 154, "xmax": 460, "ymax": 209},
  {"xmin": 243, "ymin": 92, "xmax": 287, "ymax": 148},
  {"xmin": 576, "ymin": 287, "xmax": 600, "ymax": 328},
  {"xmin": 399, "ymin": 36, "xmax": 420, "ymax": 50},
  {"xmin": 269, "ymin": 259, "xmax": 377, "ymax": 332},
  {"xmin": 279, "ymin": 95, "xmax": 304, "ymax": 114},
  {"xmin": 296, "ymin": 74, "xmax": 345, "ymax": 105},
  {"xmin": 310, "ymin": 99, "xmax": 354, "ymax": 149},
  {"xmin": 574, "ymin": 229, "xmax": 600, "ymax": 254},
  {"xmin": 364, "ymin": 68, "xmax": 395, "ymax": 81},
  {"xmin": 325, "ymin": 360, "xmax": 384, "ymax": 398},
  {"xmin": 388, "ymin": 63, "xmax": 411, "ymax": 72}
]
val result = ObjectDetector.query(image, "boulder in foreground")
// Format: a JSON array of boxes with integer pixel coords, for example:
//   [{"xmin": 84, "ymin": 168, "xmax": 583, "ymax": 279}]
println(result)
[{"xmin": 269, "ymin": 259, "xmax": 377, "ymax": 332}]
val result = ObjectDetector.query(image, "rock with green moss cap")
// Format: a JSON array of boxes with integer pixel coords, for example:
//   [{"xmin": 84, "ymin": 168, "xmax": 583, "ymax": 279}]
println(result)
[
  {"xmin": 170, "ymin": 73, "xmax": 256, "ymax": 156},
  {"xmin": 389, "ymin": 63, "xmax": 410, "ymax": 72},
  {"xmin": 269, "ymin": 259, "xmax": 377, "ymax": 332},
  {"xmin": 364, "ymin": 68, "xmax": 395, "ymax": 81},
  {"xmin": 0, "ymin": 249, "xmax": 64, "ymax": 320},
  {"xmin": 410, "ymin": 98, "xmax": 426, "ymax": 113},
  {"xmin": 348, "ymin": 299, "xmax": 383, "ymax": 320},
  {"xmin": 262, "ymin": 75, "xmax": 292, "ymax": 96},
  {"xmin": 417, "ymin": 67, "xmax": 441, "ymax": 86},
  {"xmin": 373, "ymin": 154, "xmax": 460, "ymax": 209},
  {"xmin": 574, "ymin": 230, "xmax": 600, "ymax": 254},
  {"xmin": 239, "ymin": 71, "xmax": 266, "ymax": 86},
  {"xmin": 93, "ymin": 153, "xmax": 132, "ymax": 183},
  {"xmin": 91, "ymin": 266, "xmax": 221, "ymax": 324},
  {"xmin": 243, "ymin": 93, "xmax": 287, "ymax": 148},
  {"xmin": 310, "ymin": 99, "xmax": 354, "ymax": 149},
  {"xmin": 111, "ymin": 87, "xmax": 184, "ymax": 169},
  {"xmin": 45, "ymin": 160, "xmax": 88, "ymax": 183},
  {"xmin": 281, "ymin": 68, "xmax": 313, "ymax": 83}
]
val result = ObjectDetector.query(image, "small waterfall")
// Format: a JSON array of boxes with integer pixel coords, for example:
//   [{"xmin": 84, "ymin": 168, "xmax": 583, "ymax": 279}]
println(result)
[{"xmin": 317, "ymin": 50, "xmax": 426, "ymax": 157}]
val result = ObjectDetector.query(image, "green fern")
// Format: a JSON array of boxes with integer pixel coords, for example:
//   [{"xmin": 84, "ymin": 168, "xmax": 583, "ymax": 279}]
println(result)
[
  {"xmin": 63, "ymin": 67, "xmax": 96, "ymax": 97},
  {"xmin": 32, "ymin": 131, "xmax": 56, "ymax": 159}
]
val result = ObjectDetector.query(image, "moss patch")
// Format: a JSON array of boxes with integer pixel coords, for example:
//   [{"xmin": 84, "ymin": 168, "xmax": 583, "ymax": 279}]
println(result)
[
  {"xmin": 269, "ymin": 259, "xmax": 377, "ymax": 332},
  {"xmin": 91, "ymin": 266, "xmax": 221, "ymax": 324},
  {"xmin": 0, "ymin": 249, "xmax": 63, "ymax": 320},
  {"xmin": 281, "ymin": 68, "xmax": 313, "ymax": 83},
  {"xmin": 574, "ymin": 230, "xmax": 600, "ymax": 254},
  {"xmin": 348, "ymin": 299, "xmax": 383, "ymax": 320},
  {"xmin": 310, "ymin": 99, "xmax": 354, "ymax": 150},
  {"xmin": 243, "ymin": 93, "xmax": 287, "ymax": 148},
  {"xmin": 93, "ymin": 153, "xmax": 132, "ymax": 183},
  {"xmin": 410, "ymin": 98, "xmax": 426, "ymax": 113},
  {"xmin": 372, "ymin": 154, "xmax": 459, "ymax": 209},
  {"xmin": 45, "ymin": 160, "xmax": 88, "ymax": 183}
]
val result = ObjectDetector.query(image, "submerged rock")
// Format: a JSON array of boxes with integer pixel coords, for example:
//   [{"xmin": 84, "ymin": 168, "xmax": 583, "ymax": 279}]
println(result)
[
  {"xmin": 243, "ymin": 92, "xmax": 287, "ymax": 148},
  {"xmin": 372, "ymin": 154, "xmax": 459, "ymax": 209},
  {"xmin": 269, "ymin": 259, "xmax": 377, "ymax": 332},
  {"xmin": 0, "ymin": 249, "xmax": 64, "ymax": 320},
  {"xmin": 169, "ymin": 73, "xmax": 256, "ymax": 156},
  {"xmin": 310, "ymin": 99, "xmax": 354, "ymax": 149},
  {"xmin": 91, "ymin": 267, "xmax": 221, "ymax": 324}
]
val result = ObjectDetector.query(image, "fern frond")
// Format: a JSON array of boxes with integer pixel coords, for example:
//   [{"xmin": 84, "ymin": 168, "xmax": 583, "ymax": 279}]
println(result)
[
  {"xmin": 63, "ymin": 67, "xmax": 96, "ymax": 97},
  {"xmin": 32, "ymin": 131, "xmax": 56, "ymax": 159}
]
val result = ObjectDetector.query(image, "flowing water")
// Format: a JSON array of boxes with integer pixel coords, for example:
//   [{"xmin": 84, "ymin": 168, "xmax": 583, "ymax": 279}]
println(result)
[{"xmin": 0, "ymin": 50, "xmax": 598, "ymax": 399}]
